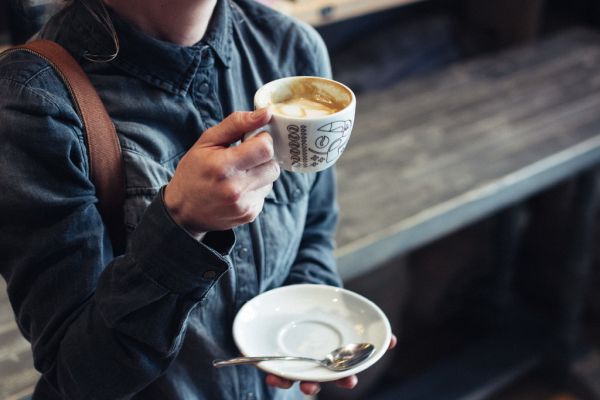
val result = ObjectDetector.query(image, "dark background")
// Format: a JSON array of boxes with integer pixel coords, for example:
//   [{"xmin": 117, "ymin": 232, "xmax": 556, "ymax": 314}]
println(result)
[
  {"xmin": 315, "ymin": 1, "xmax": 600, "ymax": 399},
  {"xmin": 2, "ymin": 0, "xmax": 600, "ymax": 399}
]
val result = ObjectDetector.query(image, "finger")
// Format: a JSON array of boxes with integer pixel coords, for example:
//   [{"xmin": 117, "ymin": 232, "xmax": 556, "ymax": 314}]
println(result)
[
  {"xmin": 265, "ymin": 374, "xmax": 294, "ymax": 389},
  {"xmin": 229, "ymin": 131, "xmax": 275, "ymax": 171},
  {"xmin": 299, "ymin": 381, "xmax": 321, "ymax": 396},
  {"xmin": 389, "ymin": 334, "xmax": 398, "ymax": 350},
  {"xmin": 202, "ymin": 108, "xmax": 272, "ymax": 147},
  {"xmin": 242, "ymin": 160, "xmax": 280, "ymax": 192},
  {"xmin": 229, "ymin": 194, "xmax": 266, "ymax": 225},
  {"xmin": 334, "ymin": 375, "xmax": 358, "ymax": 389},
  {"xmin": 213, "ymin": 185, "xmax": 271, "ymax": 227},
  {"xmin": 248, "ymin": 183, "xmax": 274, "ymax": 203}
]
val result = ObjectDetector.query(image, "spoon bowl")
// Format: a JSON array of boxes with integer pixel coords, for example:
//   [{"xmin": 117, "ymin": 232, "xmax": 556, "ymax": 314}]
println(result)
[{"xmin": 212, "ymin": 343, "xmax": 375, "ymax": 371}]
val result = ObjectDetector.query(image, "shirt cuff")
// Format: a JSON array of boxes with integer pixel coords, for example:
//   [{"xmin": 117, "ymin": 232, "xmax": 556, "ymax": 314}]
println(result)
[{"xmin": 129, "ymin": 189, "xmax": 235, "ymax": 297}]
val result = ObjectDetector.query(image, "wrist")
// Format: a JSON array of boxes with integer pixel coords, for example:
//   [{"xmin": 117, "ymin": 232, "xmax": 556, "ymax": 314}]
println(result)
[{"xmin": 162, "ymin": 185, "xmax": 207, "ymax": 242}]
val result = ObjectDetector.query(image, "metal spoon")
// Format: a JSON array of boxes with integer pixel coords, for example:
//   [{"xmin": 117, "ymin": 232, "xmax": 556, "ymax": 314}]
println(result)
[{"xmin": 212, "ymin": 343, "xmax": 375, "ymax": 371}]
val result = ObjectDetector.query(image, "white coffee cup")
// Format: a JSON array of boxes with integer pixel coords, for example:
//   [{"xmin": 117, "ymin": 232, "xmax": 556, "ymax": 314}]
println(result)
[{"xmin": 249, "ymin": 76, "xmax": 356, "ymax": 173}]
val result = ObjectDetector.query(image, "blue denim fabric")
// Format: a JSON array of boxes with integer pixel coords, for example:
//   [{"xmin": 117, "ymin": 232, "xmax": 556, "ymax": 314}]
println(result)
[{"xmin": 0, "ymin": 1, "xmax": 341, "ymax": 399}]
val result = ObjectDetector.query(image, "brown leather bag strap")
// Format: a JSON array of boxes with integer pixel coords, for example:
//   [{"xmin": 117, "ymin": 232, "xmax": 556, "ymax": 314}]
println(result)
[{"xmin": 12, "ymin": 40, "xmax": 126, "ymax": 254}]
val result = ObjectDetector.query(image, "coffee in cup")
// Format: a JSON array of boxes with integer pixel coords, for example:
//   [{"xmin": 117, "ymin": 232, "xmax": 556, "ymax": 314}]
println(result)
[{"xmin": 250, "ymin": 76, "xmax": 356, "ymax": 173}]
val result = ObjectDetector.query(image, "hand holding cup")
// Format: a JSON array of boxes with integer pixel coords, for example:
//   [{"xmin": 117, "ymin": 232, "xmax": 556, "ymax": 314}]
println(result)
[{"xmin": 164, "ymin": 109, "xmax": 279, "ymax": 238}]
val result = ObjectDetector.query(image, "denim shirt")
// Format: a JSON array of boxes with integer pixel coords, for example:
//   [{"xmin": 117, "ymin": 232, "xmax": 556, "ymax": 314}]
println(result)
[{"xmin": 0, "ymin": 1, "xmax": 341, "ymax": 399}]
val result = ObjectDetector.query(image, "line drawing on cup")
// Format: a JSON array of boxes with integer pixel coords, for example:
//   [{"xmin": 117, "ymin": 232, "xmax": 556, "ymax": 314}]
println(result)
[{"xmin": 308, "ymin": 120, "xmax": 353, "ymax": 165}]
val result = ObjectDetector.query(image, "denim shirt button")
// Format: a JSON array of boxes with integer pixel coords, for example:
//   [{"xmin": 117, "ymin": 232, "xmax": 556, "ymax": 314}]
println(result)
[
  {"xmin": 202, "ymin": 270, "xmax": 217, "ymax": 279},
  {"xmin": 292, "ymin": 188, "xmax": 302, "ymax": 200},
  {"xmin": 236, "ymin": 247, "xmax": 249, "ymax": 260},
  {"xmin": 198, "ymin": 82, "xmax": 210, "ymax": 95}
]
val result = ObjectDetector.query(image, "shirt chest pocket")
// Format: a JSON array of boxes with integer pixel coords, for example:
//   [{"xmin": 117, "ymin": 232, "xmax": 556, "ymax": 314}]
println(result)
[
  {"xmin": 259, "ymin": 171, "xmax": 315, "ymax": 286},
  {"xmin": 121, "ymin": 149, "xmax": 181, "ymax": 242}
]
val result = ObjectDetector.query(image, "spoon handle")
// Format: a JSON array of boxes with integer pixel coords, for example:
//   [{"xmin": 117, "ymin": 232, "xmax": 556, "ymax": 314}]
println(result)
[{"xmin": 213, "ymin": 355, "xmax": 317, "ymax": 367}]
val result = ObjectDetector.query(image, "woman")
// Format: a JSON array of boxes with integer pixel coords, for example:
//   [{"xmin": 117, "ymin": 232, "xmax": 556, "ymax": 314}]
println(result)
[{"xmin": 1, "ymin": 0, "xmax": 396, "ymax": 398}]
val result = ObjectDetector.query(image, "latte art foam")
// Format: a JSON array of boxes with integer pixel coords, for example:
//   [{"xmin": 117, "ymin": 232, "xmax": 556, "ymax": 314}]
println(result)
[
  {"xmin": 266, "ymin": 77, "xmax": 348, "ymax": 118},
  {"xmin": 271, "ymin": 97, "xmax": 339, "ymax": 118}
]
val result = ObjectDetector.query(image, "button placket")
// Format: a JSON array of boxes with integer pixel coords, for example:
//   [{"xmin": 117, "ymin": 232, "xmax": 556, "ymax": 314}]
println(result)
[
  {"xmin": 232, "ymin": 226, "xmax": 260, "ymax": 312},
  {"xmin": 236, "ymin": 246, "xmax": 249, "ymax": 261},
  {"xmin": 191, "ymin": 48, "xmax": 223, "ymax": 126},
  {"xmin": 198, "ymin": 81, "xmax": 210, "ymax": 95}
]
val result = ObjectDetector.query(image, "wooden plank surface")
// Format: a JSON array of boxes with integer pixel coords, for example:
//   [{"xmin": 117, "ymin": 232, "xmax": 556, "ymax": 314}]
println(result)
[
  {"xmin": 335, "ymin": 28, "xmax": 600, "ymax": 279},
  {"xmin": 260, "ymin": 0, "xmax": 426, "ymax": 26},
  {"xmin": 0, "ymin": 280, "xmax": 37, "ymax": 400}
]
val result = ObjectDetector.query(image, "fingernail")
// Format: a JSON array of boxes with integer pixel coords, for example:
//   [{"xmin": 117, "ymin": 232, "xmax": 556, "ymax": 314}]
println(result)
[{"xmin": 251, "ymin": 108, "xmax": 267, "ymax": 120}]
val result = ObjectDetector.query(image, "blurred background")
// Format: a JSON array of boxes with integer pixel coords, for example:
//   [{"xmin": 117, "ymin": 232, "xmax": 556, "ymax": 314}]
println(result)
[{"xmin": 2, "ymin": 0, "xmax": 600, "ymax": 399}]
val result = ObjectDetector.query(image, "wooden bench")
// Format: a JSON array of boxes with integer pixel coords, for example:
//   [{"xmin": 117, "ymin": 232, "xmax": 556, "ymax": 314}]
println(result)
[
  {"xmin": 334, "ymin": 28, "xmax": 600, "ymax": 398},
  {"xmin": 262, "ymin": 0, "xmax": 426, "ymax": 26},
  {"xmin": 2, "ymin": 28, "xmax": 600, "ymax": 400},
  {"xmin": 0, "ymin": 279, "xmax": 37, "ymax": 400},
  {"xmin": 335, "ymin": 28, "xmax": 600, "ymax": 278}
]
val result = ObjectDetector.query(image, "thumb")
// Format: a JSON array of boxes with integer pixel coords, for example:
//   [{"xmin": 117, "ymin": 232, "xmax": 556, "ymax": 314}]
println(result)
[{"xmin": 201, "ymin": 108, "xmax": 271, "ymax": 147}]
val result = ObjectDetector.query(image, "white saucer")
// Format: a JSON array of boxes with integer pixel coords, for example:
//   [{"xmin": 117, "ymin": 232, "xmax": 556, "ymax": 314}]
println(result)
[{"xmin": 233, "ymin": 284, "xmax": 391, "ymax": 382}]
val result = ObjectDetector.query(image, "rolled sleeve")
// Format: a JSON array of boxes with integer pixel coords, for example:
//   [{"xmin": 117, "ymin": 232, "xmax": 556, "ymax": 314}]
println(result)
[{"xmin": 131, "ymin": 188, "xmax": 234, "ymax": 297}]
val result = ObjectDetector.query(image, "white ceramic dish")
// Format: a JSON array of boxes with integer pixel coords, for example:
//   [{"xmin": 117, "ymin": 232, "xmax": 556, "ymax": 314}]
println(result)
[{"xmin": 232, "ymin": 284, "xmax": 391, "ymax": 382}]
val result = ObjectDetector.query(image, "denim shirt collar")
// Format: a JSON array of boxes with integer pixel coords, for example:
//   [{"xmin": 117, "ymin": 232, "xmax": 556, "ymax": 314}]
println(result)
[{"xmin": 62, "ymin": 0, "xmax": 232, "ymax": 95}]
